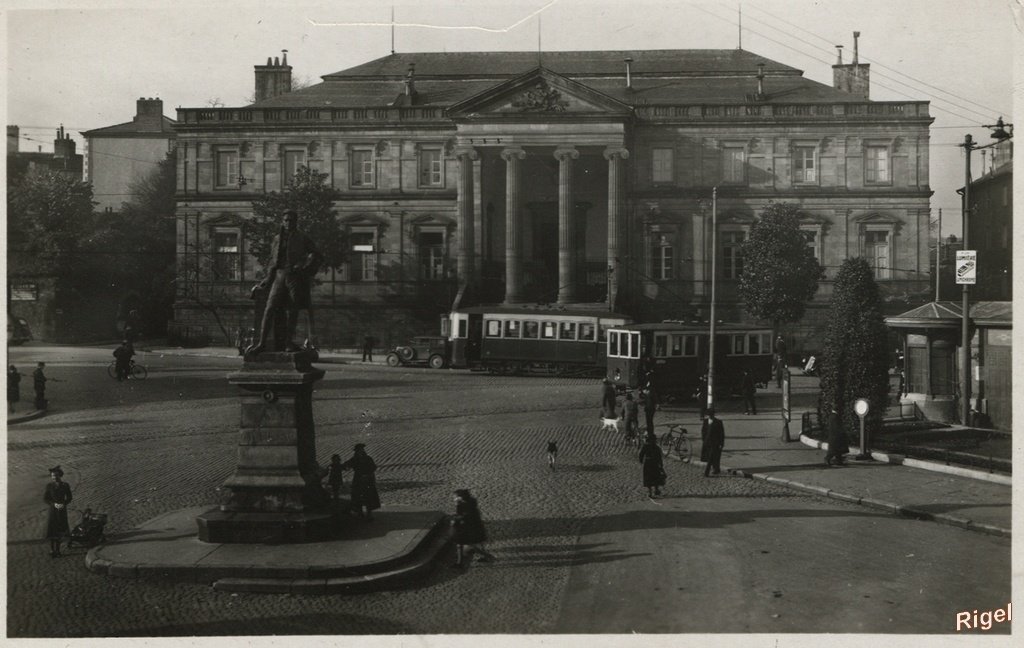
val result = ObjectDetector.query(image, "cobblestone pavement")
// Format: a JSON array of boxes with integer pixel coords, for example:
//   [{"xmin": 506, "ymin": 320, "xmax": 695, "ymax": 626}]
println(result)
[{"xmin": 5, "ymin": 354, "xmax": 1011, "ymax": 637}]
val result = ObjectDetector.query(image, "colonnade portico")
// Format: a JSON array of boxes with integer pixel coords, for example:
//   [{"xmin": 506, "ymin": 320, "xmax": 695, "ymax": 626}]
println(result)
[{"xmin": 456, "ymin": 140, "xmax": 629, "ymax": 307}]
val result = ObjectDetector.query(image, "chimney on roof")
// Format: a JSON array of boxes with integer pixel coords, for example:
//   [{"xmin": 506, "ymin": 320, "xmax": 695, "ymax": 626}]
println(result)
[
  {"xmin": 624, "ymin": 57, "xmax": 633, "ymax": 89},
  {"xmin": 832, "ymin": 31, "xmax": 870, "ymax": 99},
  {"xmin": 53, "ymin": 124, "xmax": 76, "ymax": 159},
  {"xmin": 755, "ymin": 63, "xmax": 766, "ymax": 100},
  {"xmin": 135, "ymin": 97, "xmax": 164, "ymax": 127},
  {"xmin": 7, "ymin": 125, "xmax": 19, "ymax": 154},
  {"xmin": 835, "ymin": 45, "xmax": 843, "ymax": 65},
  {"xmin": 254, "ymin": 51, "xmax": 293, "ymax": 103},
  {"xmin": 405, "ymin": 63, "xmax": 416, "ymax": 96}
]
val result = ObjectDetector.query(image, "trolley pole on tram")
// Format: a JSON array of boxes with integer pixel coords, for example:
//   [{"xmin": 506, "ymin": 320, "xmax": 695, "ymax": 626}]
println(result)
[{"xmin": 707, "ymin": 186, "xmax": 718, "ymax": 413}]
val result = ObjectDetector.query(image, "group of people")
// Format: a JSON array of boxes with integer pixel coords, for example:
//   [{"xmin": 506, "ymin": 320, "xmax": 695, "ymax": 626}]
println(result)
[
  {"xmin": 602, "ymin": 375, "xmax": 659, "ymax": 440},
  {"xmin": 7, "ymin": 362, "xmax": 49, "ymax": 414}
]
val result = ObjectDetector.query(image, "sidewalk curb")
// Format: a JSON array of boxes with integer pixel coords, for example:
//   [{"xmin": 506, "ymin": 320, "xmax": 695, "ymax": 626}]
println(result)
[
  {"xmin": 717, "ymin": 464, "xmax": 1011, "ymax": 539},
  {"xmin": 798, "ymin": 434, "xmax": 1011, "ymax": 486},
  {"xmin": 6, "ymin": 409, "xmax": 47, "ymax": 425}
]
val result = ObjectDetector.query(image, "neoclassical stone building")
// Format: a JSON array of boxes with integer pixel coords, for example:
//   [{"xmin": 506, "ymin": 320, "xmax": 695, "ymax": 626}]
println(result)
[{"xmin": 171, "ymin": 45, "xmax": 932, "ymax": 348}]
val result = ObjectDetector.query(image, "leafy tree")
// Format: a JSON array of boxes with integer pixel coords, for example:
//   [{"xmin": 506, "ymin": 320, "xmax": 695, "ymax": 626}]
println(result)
[
  {"xmin": 248, "ymin": 165, "xmax": 346, "ymax": 272},
  {"xmin": 738, "ymin": 202, "xmax": 824, "ymax": 335},
  {"xmin": 7, "ymin": 167, "xmax": 97, "ymax": 274},
  {"xmin": 819, "ymin": 257, "xmax": 891, "ymax": 443}
]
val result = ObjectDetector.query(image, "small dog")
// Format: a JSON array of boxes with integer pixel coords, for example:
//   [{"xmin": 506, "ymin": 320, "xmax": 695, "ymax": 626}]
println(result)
[{"xmin": 600, "ymin": 416, "xmax": 623, "ymax": 434}]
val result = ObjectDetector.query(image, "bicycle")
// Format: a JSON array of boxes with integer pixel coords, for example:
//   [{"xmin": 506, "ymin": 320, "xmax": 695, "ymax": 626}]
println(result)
[
  {"xmin": 107, "ymin": 359, "xmax": 148, "ymax": 380},
  {"xmin": 622, "ymin": 418, "xmax": 641, "ymax": 449},
  {"xmin": 659, "ymin": 424, "xmax": 693, "ymax": 462}
]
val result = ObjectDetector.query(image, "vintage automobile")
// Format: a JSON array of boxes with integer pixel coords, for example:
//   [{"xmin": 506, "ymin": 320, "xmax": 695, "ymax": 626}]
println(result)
[{"xmin": 385, "ymin": 335, "xmax": 450, "ymax": 369}]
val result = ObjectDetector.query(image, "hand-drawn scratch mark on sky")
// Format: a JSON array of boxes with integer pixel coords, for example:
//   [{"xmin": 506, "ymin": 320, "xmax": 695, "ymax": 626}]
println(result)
[{"xmin": 308, "ymin": 0, "xmax": 560, "ymax": 33}]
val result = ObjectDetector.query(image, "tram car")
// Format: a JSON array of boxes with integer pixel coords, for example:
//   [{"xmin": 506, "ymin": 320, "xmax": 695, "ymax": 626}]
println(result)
[
  {"xmin": 605, "ymin": 321, "xmax": 773, "ymax": 399},
  {"xmin": 444, "ymin": 306, "xmax": 631, "ymax": 375}
]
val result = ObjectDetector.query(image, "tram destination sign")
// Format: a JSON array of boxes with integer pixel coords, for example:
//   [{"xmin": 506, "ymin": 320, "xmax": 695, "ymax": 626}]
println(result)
[{"xmin": 955, "ymin": 250, "xmax": 977, "ymax": 285}]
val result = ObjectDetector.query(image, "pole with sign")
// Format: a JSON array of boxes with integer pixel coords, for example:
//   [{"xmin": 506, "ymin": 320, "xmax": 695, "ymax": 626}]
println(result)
[
  {"xmin": 781, "ymin": 369, "xmax": 792, "ymax": 442},
  {"xmin": 955, "ymin": 250, "xmax": 977, "ymax": 285},
  {"xmin": 853, "ymin": 398, "xmax": 873, "ymax": 460}
]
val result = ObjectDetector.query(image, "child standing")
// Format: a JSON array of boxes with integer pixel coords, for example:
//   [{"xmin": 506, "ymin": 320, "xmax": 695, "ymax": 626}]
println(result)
[
  {"xmin": 546, "ymin": 441, "xmax": 558, "ymax": 470},
  {"xmin": 326, "ymin": 454, "xmax": 344, "ymax": 500}
]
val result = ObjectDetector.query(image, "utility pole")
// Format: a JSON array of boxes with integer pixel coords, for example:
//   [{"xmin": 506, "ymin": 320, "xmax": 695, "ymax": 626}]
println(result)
[
  {"xmin": 935, "ymin": 208, "xmax": 941, "ymax": 301},
  {"xmin": 707, "ymin": 186, "xmax": 718, "ymax": 412}
]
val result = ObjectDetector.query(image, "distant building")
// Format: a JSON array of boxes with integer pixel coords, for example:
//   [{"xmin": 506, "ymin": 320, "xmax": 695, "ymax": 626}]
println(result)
[
  {"xmin": 966, "ymin": 139, "xmax": 1012, "ymax": 300},
  {"xmin": 83, "ymin": 97, "xmax": 177, "ymax": 212},
  {"xmin": 171, "ymin": 38, "xmax": 933, "ymax": 348},
  {"xmin": 6, "ymin": 124, "xmax": 83, "ymax": 183}
]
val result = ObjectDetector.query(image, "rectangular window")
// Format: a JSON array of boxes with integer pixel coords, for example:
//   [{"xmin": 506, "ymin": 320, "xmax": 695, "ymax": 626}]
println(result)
[
  {"xmin": 654, "ymin": 334, "xmax": 668, "ymax": 357},
  {"xmin": 523, "ymin": 320, "xmax": 540, "ymax": 339},
  {"xmin": 865, "ymin": 146, "xmax": 890, "ymax": 184},
  {"xmin": 541, "ymin": 321, "xmax": 557, "ymax": 340},
  {"xmin": 651, "ymin": 235, "xmax": 674, "ymax": 280},
  {"xmin": 863, "ymin": 229, "xmax": 891, "ymax": 279},
  {"xmin": 349, "ymin": 229, "xmax": 378, "ymax": 281},
  {"xmin": 732, "ymin": 335, "xmax": 745, "ymax": 355},
  {"xmin": 579, "ymin": 323, "xmax": 596, "ymax": 341},
  {"xmin": 10, "ymin": 283, "xmax": 38, "ymax": 301},
  {"xmin": 215, "ymin": 149, "xmax": 239, "ymax": 187},
  {"xmin": 722, "ymin": 147, "xmax": 746, "ymax": 184},
  {"xmin": 418, "ymin": 230, "xmax": 446, "ymax": 280},
  {"xmin": 503, "ymin": 320, "xmax": 521, "ymax": 338},
  {"xmin": 684, "ymin": 335, "xmax": 697, "ymax": 356},
  {"xmin": 652, "ymin": 148, "xmax": 674, "ymax": 183},
  {"xmin": 907, "ymin": 346, "xmax": 927, "ymax": 393},
  {"xmin": 457, "ymin": 318, "xmax": 468, "ymax": 338},
  {"xmin": 722, "ymin": 230, "xmax": 746, "ymax": 279},
  {"xmin": 418, "ymin": 148, "xmax": 443, "ymax": 187},
  {"xmin": 212, "ymin": 229, "xmax": 241, "ymax": 281},
  {"xmin": 559, "ymin": 322, "xmax": 577, "ymax": 340},
  {"xmin": 800, "ymin": 226, "xmax": 821, "ymax": 261},
  {"xmin": 283, "ymin": 149, "xmax": 307, "ymax": 179},
  {"xmin": 485, "ymin": 320, "xmax": 501, "ymax": 337},
  {"xmin": 350, "ymin": 149, "xmax": 375, "ymax": 187},
  {"xmin": 794, "ymin": 146, "xmax": 816, "ymax": 183},
  {"xmin": 609, "ymin": 331, "xmax": 620, "ymax": 357},
  {"xmin": 670, "ymin": 334, "xmax": 683, "ymax": 357},
  {"xmin": 628, "ymin": 332, "xmax": 641, "ymax": 359}
]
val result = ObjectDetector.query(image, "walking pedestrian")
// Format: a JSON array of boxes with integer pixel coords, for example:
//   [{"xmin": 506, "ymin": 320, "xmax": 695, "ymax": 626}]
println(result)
[
  {"xmin": 362, "ymin": 335, "xmax": 375, "ymax": 362},
  {"xmin": 622, "ymin": 392, "xmax": 639, "ymax": 441},
  {"xmin": 640, "ymin": 382, "xmax": 658, "ymax": 435},
  {"xmin": 601, "ymin": 378, "xmax": 617, "ymax": 419},
  {"xmin": 113, "ymin": 340, "xmax": 134, "ymax": 382},
  {"xmin": 325, "ymin": 454, "xmax": 344, "ymax": 500},
  {"xmin": 8, "ymin": 364, "xmax": 21, "ymax": 414},
  {"xmin": 638, "ymin": 436, "xmax": 666, "ymax": 497},
  {"xmin": 342, "ymin": 443, "xmax": 381, "ymax": 519},
  {"xmin": 33, "ymin": 362, "xmax": 48, "ymax": 410},
  {"xmin": 43, "ymin": 466, "xmax": 72, "ymax": 557},
  {"xmin": 741, "ymin": 369, "xmax": 757, "ymax": 415},
  {"xmin": 701, "ymin": 408, "xmax": 725, "ymax": 477},
  {"xmin": 451, "ymin": 489, "xmax": 495, "ymax": 568},
  {"xmin": 546, "ymin": 440, "xmax": 558, "ymax": 470},
  {"xmin": 824, "ymin": 407, "xmax": 850, "ymax": 466},
  {"xmin": 696, "ymin": 373, "xmax": 709, "ymax": 419}
]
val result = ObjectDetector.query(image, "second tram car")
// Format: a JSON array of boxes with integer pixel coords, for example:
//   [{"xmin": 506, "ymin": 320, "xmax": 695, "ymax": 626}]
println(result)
[
  {"xmin": 445, "ymin": 306, "xmax": 631, "ymax": 375},
  {"xmin": 606, "ymin": 322, "xmax": 773, "ymax": 399}
]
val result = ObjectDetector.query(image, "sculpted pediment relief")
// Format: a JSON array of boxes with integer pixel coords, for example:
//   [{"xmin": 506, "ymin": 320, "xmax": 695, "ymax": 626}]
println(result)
[{"xmin": 448, "ymin": 67, "xmax": 631, "ymax": 118}]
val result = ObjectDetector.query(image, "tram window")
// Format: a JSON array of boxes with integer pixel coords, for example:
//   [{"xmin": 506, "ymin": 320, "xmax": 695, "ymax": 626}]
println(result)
[
  {"xmin": 609, "ymin": 331, "xmax": 620, "ymax": 356},
  {"xmin": 598, "ymin": 324, "xmax": 611, "ymax": 342},
  {"xmin": 747, "ymin": 333, "xmax": 761, "ymax": 354},
  {"xmin": 684, "ymin": 335, "xmax": 697, "ymax": 356},
  {"xmin": 541, "ymin": 321, "xmax": 557, "ymax": 340},
  {"xmin": 504, "ymin": 320, "xmax": 521, "ymax": 338},
  {"xmin": 457, "ymin": 318, "xmax": 468, "ymax": 338},
  {"xmin": 754, "ymin": 333, "xmax": 771, "ymax": 354},
  {"xmin": 630, "ymin": 332, "xmax": 641, "ymax": 359},
  {"xmin": 560, "ymin": 321, "xmax": 577, "ymax": 340},
  {"xmin": 732, "ymin": 335, "xmax": 745, "ymax": 355},
  {"xmin": 523, "ymin": 320, "xmax": 540, "ymax": 339},
  {"xmin": 654, "ymin": 334, "xmax": 668, "ymax": 357},
  {"xmin": 485, "ymin": 320, "xmax": 501, "ymax": 337},
  {"xmin": 579, "ymin": 323, "xmax": 596, "ymax": 341},
  {"xmin": 670, "ymin": 334, "xmax": 683, "ymax": 356}
]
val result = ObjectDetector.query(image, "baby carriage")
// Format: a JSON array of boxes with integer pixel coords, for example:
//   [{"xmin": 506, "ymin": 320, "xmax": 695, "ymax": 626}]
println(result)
[{"xmin": 66, "ymin": 509, "xmax": 108, "ymax": 548}]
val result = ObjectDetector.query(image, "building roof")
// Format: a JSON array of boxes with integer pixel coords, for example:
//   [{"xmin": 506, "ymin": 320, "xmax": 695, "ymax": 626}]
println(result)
[
  {"xmin": 83, "ymin": 115, "xmax": 177, "ymax": 137},
  {"xmin": 251, "ymin": 49, "xmax": 867, "ymax": 109},
  {"xmin": 885, "ymin": 301, "xmax": 1012, "ymax": 328}
]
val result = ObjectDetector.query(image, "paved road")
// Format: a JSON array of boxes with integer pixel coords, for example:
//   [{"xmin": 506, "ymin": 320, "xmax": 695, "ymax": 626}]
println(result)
[{"xmin": 5, "ymin": 345, "xmax": 1011, "ymax": 637}]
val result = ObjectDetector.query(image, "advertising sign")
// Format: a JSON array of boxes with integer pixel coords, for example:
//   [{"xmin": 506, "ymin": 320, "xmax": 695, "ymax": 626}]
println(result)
[{"xmin": 955, "ymin": 250, "xmax": 977, "ymax": 285}]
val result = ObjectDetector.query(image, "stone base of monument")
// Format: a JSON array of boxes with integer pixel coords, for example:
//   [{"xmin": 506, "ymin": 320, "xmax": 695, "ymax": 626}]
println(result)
[{"xmin": 86, "ymin": 505, "xmax": 453, "ymax": 594}]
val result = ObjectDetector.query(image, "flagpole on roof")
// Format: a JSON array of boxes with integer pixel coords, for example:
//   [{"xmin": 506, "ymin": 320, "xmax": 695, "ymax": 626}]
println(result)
[{"xmin": 391, "ymin": 5, "xmax": 395, "ymax": 55}]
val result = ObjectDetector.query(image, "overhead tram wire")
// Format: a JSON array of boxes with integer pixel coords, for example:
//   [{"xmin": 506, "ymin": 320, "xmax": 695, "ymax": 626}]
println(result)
[
  {"xmin": 684, "ymin": 2, "xmax": 994, "ymax": 125},
  {"xmin": 743, "ymin": 2, "xmax": 1011, "ymax": 117}
]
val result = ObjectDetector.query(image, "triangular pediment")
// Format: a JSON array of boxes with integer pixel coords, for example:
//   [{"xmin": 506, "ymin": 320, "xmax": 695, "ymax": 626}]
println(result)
[{"xmin": 447, "ymin": 67, "xmax": 632, "ymax": 118}]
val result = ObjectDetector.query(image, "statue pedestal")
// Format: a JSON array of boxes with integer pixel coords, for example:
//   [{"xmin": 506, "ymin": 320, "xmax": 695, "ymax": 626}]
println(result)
[{"xmin": 197, "ymin": 351, "xmax": 341, "ymax": 543}]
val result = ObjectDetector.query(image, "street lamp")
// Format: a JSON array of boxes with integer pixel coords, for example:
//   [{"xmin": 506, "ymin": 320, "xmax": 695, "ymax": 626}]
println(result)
[
  {"xmin": 958, "ymin": 118, "xmax": 1013, "ymax": 425},
  {"xmin": 853, "ymin": 398, "xmax": 871, "ymax": 460},
  {"xmin": 707, "ymin": 186, "xmax": 718, "ymax": 413}
]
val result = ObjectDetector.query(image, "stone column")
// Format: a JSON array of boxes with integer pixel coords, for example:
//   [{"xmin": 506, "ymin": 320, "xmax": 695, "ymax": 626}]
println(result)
[
  {"xmin": 455, "ymin": 147, "xmax": 478, "ymax": 283},
  {"xmin": 554, "ymin": 146, "xmax": 579, "ymax": 304},
  {"xmin": 501, "ymin": 147, "xmax": 526, "ymax": 303},
  {"xmin": 604, "ymin": 146, "xmax": 629, "ymax": 310}
]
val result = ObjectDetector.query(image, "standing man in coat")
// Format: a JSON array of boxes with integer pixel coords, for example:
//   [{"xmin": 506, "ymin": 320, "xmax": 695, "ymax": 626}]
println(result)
[
  {"xmin": 701, "ymin": 408, "xmax": 725, "ymax": 477},
  {"xmin": 640, "ymin": 380, "xmax": 659, "ymax": 436},
  {"xmin": 741, "ymin": 369, "xmax": 757, "ymax": 415},
  {"xmin": 638, "ymin": 436, "xmax": 666, "ymax": 497},
  {"xmin": 44, "ymin": 466, "xmax": 72, "ymax": 557},
  {"xmin": 8, "ymin": 364, "xmax": 21, "ymax": 414},
  {"xmin": 248, "ymin": 210, "xmax": 322, "ymax": 354},
  {"xmin": 342, "ymin": 443, "xmax": 381, "ymax": 520},
  {"xmin": 33, "ymin": 362, "xmax": 48, "ymax": 410},
  {"xmin": 601, "ymin": 378, "xmax": 618, "ymax": 419},
  {"xmin": 362, "ymin": 335, "xmax": 375, "ymax": 362},
  {"xmin": 774, "ymin": 335, "xmax": 788, "ymax": 388},
  {"xmin": 824, "ymin": 406, "xmax": 850, "ymax": 466}
]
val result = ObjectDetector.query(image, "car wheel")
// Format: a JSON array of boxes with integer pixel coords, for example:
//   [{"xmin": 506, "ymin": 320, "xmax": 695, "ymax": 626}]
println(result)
[
  {"xmin": 386, "ymin": 353, "xmax": 401, "ymax": 367},
  {"xmin": 428, "ymin": 354, "xmax": 445, "ymax": 369},
  {"xmin": 398, "ymin": 347, "xmax": 415, "ymax": 361}
]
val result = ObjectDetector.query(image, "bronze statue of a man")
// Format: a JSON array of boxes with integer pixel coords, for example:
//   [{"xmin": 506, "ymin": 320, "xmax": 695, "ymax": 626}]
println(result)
[{"xmin": 248, "ymin": 210, "xmax": 321, "ymax": 354}]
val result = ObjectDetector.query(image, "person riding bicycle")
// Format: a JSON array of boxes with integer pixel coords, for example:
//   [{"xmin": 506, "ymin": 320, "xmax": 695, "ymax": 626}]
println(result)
[
  {"xmin": 113, "ymin": 340, "xmax": 134, "ymax": 382},
  {"xmin": 622, "ymin": 392, "xmax": 639, "ymax": 440}
]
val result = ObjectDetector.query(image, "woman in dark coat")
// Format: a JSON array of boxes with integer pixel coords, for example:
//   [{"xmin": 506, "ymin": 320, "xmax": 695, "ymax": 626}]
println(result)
[
  {"xmin": 824, "ymin": 407, "xmax": 850, "ymax": 466},
  {"xmin": 601, "ymin": 379, "xmax": 617, "ymax": 419},
  {"xmin": 701, "ymin": 408, "xmax": 725, "ymax": 477},
  {"xmin": 638, "ymin": 437, "xmax": 665, "ymax": 497},
  {"xmin": 641, "ymin": 383, "xmax": 659, "ymax": 435},
  {"xmin": 451, "ymin": 489, "xmax": 495, "ymax": 567},
  {"xmin": 8, "ymin": 365, "xmax": 21, "ymax": 414},
  {"xmin": 342, "ymin": 444, "xmax": 381, "ymax": 519},
  {"xmin": 44, "ymin": 465, "xmax": 72, "ymax": 557}
]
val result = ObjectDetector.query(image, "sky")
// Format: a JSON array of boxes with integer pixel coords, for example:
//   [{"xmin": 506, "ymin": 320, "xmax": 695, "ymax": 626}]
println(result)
[{"xmin": 2, "ymin": 0, "xmax": 1019, "ymax": 237}]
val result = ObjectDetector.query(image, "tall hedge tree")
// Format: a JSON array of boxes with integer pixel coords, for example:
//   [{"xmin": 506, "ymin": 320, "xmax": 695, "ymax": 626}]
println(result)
[
  {"xmin": 248, "ymin": 166, "xmax": 346, "ymax": 271},
  {"xmin": 739, "ymin": 202, "xmax": 824, "ymax": 337},
  {"xmin": 819, "ymin": 257, "xmax": 891, "ymax": 442}
]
